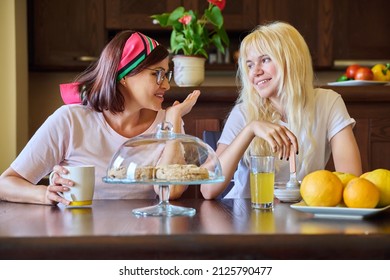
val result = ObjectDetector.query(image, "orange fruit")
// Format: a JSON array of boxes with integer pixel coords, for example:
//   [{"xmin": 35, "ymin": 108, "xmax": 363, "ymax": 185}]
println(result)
[
  {"xmin": 343, "ymin": 177, "xmax": 380, "ymax": 208},
  {"xmin": 333, "ymin": 172, "xmax": 357, "ymax": 206},
  {"xmin": 300, "ymin": 170, "xmax": 343, "ymax": 207},
  {"xmin": 333, "ymin": 172, "xmax": 357, "ymax": 189},
  {"xmin": 361, "ymin": 169, "xmax": 390, "ymax": 207}
]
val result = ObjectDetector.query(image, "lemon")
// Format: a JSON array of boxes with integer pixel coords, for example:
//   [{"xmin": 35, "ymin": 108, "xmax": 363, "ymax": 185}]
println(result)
[
  {"xmin": 301, "ymin": 170, "xmax": 343, "ymax": 207},
  {"xmin": 343, "ymin": 178, "xmax": 380, "ymax": 208},
  {"xmin": 361, "ymin": 169, "xmax": 390, "ymax": 207}
]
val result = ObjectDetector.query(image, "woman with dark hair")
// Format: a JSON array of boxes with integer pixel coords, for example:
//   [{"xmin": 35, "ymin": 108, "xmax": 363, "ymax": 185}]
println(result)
[{"xmin": 0, "ymin": 31, "xmax": 200, "ymax": 205}]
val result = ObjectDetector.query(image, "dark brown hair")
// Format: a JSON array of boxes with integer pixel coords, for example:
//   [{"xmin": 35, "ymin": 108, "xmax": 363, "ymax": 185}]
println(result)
[{"xmin": 75, "ymin": 30, "xmax": 169, "ymax": 113}]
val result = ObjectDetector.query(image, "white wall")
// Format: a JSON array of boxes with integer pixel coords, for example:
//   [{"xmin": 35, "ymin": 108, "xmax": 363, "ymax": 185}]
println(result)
[{"xmin": 0, "ymin": 0, "xmax": 28, "ymax": 172}]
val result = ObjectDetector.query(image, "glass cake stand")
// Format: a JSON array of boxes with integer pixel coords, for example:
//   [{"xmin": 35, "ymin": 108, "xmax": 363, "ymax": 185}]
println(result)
[
  {"xmin": 105, "ymin": 177, "xmax": 224, "ymax": 217},
  {"xmin": 102, "ymin": 122, "xmax": 225, "ymax": 217}
]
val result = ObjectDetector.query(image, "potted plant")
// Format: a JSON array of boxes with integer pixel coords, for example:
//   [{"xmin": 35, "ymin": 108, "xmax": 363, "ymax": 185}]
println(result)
[{"xmin": 151, "ymin": 0, "xmax": 230, "ymax": 86}]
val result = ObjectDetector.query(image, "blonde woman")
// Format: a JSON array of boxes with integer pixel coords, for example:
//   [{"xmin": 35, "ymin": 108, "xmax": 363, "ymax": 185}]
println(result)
[{"xmin": 201, "ymin": 21, "xmax": 361, "ymax": 199}]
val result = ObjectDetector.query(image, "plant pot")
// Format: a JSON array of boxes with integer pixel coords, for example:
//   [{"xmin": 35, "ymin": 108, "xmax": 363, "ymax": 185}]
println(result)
[{"xmin": 172, "ymin": 55, "xmax": 206, "ymax": 87}]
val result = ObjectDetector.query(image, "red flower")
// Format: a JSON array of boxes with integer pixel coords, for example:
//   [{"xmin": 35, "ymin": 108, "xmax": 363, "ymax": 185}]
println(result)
[
  {"xmin": 208, "ymin": 0, "xmax": 226, "ymax": 10},
  {"xmin": 178, "ymin": 14, "xmax": 192, "ymax": 25}
]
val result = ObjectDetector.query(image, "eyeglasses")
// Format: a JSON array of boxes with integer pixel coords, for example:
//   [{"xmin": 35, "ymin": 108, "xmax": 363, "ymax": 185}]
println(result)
[{"xmin": 145, "ymin": 68, "xmax": 173, "ymax": 85}]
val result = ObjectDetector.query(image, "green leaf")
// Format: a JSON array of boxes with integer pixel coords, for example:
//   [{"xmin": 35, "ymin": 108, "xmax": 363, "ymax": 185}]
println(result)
[
  {"xmin": 169, "ymin": 11, "xmax": 186, "ymax": 30},
  {"xmin": 217, "ymin": 27, "xmax": 230, "ymax": 46},
  {"xmin": 150, "ymin": 13, "xmax": 170, "ymax": 26},
  {"xmin": 170, "ymin": 30, "xmax": 180, "ymax": 52},
  {"xmin": 205, "ymin": 6, "xmax": 223, "ymax": 28},
  {"xmin": 188, "ymin": 10, "xmax": 198, "ymax": 21},
  {"xmin": 337, "ymin": 74, "xmax": 349, "ymax": 82},
  {"xmin": 168, "ymin": 7, "xmax": 185, "ymax": 22},
  {"xmin": 211, "ymin": 34, "xmax": 225, "ymax": 54},
  {"xmin": 151, "ymin": 4, "xmax": 229, "ymax": 58}
]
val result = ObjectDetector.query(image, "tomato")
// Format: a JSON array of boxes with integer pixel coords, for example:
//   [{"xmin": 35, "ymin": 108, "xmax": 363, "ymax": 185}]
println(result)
[
  {"xmin": 346, "ymin": 64, "xmax": 360, "ymax": 79},
  {"xmin": 354, "ymin": 67, "xmax": 374, "ymax": 80}
]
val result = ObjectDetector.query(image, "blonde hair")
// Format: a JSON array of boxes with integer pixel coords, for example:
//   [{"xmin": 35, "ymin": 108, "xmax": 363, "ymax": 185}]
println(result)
[{"xmin": 236, "ymin": 21, "xmax": 316, "ymax": 173}]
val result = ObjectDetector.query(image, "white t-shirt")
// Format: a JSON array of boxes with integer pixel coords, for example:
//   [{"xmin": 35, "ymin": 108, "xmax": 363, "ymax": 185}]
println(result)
[
  {"xmin": 11, "ymin": 104, "xmax": 173, "ymax": 199},
  {"xmin": 219, "ymin": 88, "xmax": 355, "ymax": 199}
]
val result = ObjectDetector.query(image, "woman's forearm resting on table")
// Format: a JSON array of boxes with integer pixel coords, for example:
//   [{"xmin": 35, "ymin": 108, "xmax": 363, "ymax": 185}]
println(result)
[{"xmin": 0, "ymin": 168, "xmax": 49, "ymax": 205}]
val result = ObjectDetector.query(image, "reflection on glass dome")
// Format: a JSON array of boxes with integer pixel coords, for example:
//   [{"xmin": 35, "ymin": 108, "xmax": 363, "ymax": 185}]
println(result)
[
  {"xmin": 102, "ymin": 122, "xmax": 224, "ymax": 217},
  {"xmin": 103, "ymin": 122, "xmax": 224, "ymax": 185}
]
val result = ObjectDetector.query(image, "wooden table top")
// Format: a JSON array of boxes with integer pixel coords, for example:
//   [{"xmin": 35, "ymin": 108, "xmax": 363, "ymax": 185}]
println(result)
[{"xmin": 1, "ymin": 198, "xmax": 390, "ymax": 259}]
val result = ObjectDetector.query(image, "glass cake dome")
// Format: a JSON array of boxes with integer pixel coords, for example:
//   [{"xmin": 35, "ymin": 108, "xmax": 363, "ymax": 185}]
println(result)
[{"xmin": 103, "ymin": 122, "xmax": 225, "ymax": 217}]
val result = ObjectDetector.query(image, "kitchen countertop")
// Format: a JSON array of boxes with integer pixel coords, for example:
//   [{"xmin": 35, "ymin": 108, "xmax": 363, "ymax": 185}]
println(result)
[
  {"xmin": 167, "ymin": 84, "xmax": 390, "ymax": 104},
  {"xmin": 178, "ymin": 70, "xmax": 347, "ymax": 87}
]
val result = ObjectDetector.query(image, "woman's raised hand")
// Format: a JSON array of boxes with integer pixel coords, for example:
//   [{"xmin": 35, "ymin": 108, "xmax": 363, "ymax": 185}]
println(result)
[
  {"xmin": 165, "ymin": 90, "xmax": 201, "ymax": 132},
  {"xmin": 166, "ymin": 90, "xmax": 201, "ymax": 118}
]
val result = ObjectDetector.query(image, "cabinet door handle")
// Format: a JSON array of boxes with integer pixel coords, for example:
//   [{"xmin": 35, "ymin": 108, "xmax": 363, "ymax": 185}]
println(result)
[{"xmin": 76, "ymin": 56, "xmax": 98, "ymax": 62}]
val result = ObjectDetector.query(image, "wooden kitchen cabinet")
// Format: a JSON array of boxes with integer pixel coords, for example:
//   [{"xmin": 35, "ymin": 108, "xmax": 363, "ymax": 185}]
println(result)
[
  {"xmin": 341, "ymin": 91, "xmax": 390, "ymax": 172},
  {"xmin": 257, "ymin": 0, "xmax": 334, "ymax": 68},
  {"xmin": 105, "ymin": 0, "xmax": 257, "ymax": 31},
  {"xmin": 28, "ymin": 0, "xmax": 390, "ymax": 70},
  {"xmin": 257, "ymin": 0, "xmax": 390, "ymax": 68},
  {"xmin": 28, "ymin": 0, "xmax": 105, "ymax": 70},
  {"xmin": 332, "ymin": 0, "xmax": 390, "ymax": 61},
  {"xmin": 181, "ymin": 0, "xmax": 257, "ymax": 31},
  {"xmin": 105, "ymin": 0, "xmax": 182, "ymax": 30}
]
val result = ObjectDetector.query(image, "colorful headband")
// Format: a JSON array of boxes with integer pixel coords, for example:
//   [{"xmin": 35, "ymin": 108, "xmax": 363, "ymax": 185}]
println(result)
[
  {"xmin": 117, "ymin": 32, "xmax": 159, "ymax": 80},
  {"xmin": 59, "ymin": 32, "xmax": 159, "ymax": 104}
]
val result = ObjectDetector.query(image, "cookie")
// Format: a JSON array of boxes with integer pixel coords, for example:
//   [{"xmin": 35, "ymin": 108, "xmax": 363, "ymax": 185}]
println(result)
[{"xmin": 155, "ymin": 164, "xmax": 209, "ymax": 180}]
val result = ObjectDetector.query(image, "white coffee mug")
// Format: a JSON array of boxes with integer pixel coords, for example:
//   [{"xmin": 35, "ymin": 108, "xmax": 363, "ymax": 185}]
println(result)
[{"xmin": 50, "ymin": 165, "xmax": 95, "ymax": 206}]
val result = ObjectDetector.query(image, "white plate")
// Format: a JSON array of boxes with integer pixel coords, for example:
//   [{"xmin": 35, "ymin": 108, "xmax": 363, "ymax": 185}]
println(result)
[
  {"xmin": 327, "ymin": 80, "xmax": 390, "ymax": 86},
  {"xmin": 290, "ymin": 201, "xmax": 390, "ymax": 219}
]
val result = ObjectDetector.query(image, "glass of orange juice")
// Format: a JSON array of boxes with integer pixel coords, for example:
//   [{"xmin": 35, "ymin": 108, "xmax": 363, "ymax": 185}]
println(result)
[{"xmin": 250, "ymin": 156, "xmax": 275, "ymax": 209}]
